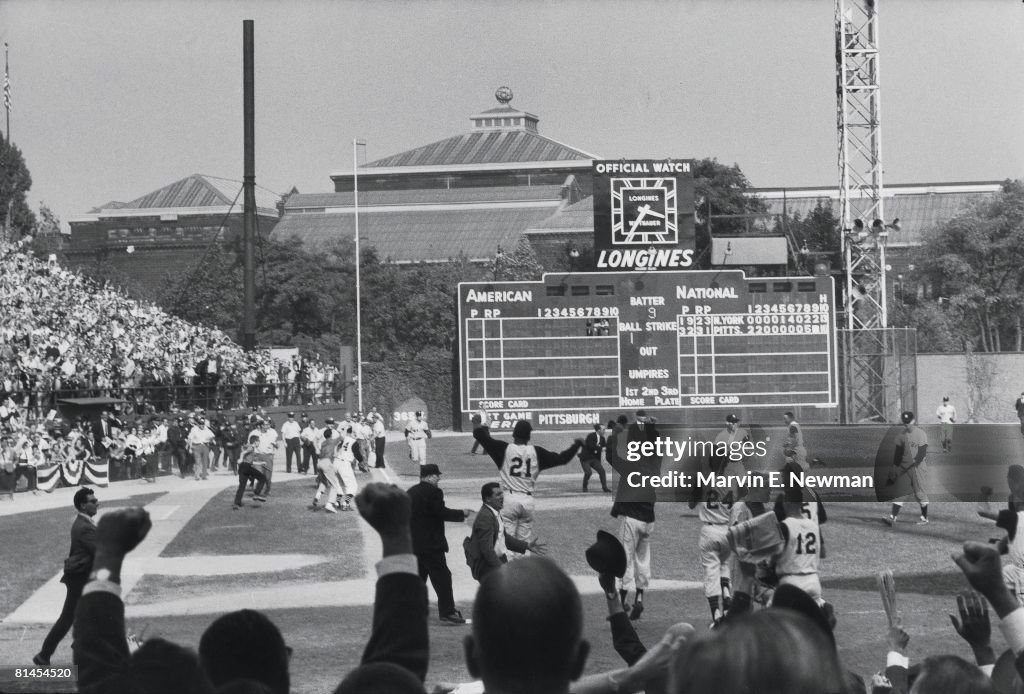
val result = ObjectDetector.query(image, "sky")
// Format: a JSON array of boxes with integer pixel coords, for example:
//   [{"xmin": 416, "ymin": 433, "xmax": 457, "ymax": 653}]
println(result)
[{"xmin": 1, "ymin": 0, "xmax": 1022, "ymax": 231}]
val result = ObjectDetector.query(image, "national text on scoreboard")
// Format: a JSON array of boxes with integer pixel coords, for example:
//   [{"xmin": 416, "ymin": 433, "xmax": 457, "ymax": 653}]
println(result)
[{"xmin": 457, "ymin": 270, "xmax": 838, "ymax": 429}]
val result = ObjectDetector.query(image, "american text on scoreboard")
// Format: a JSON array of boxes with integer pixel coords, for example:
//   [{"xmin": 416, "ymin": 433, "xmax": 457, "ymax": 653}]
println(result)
[{"xmin": 457, "ymin": 270, "xmax": 838, "ymax": 428}]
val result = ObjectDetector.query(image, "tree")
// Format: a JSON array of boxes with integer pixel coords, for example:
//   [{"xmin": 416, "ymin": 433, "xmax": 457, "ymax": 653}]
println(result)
[
  {"xmin": 914, "ymin": 180, "xmax": 1024, "ymax": 352},
  {"xmin": 0, "ymin": 132, "xmax": 37, "ymax": 240},
  {"xmin": 692, "ymin": 158, "xmax": 767, "ymax": 269},
  {"xmin": 769, "ymin": 200, "xmax": 842, "ymax": 276},
  {"xmin": 29, "ymin": 203, "xmax": 65, "ymax": 259},
  {"xmin": 158, "ymin": 243, "xmax": 244, "ymax": 333},
  {"xmin": 491, "ymin": 237, "xmax": 543, "ymax": 281},
  {"xmin": 963, "ymin": 348, "xmax": 999, "ymax": 422}
]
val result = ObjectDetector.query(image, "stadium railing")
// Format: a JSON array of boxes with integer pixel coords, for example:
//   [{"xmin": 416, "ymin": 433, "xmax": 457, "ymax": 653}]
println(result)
[{"xmin": 10, "ymin": 381, "xmax": 346, "ymax": 416}]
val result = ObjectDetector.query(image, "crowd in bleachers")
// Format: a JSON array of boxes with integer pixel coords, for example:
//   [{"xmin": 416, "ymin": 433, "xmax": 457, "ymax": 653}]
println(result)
[{"xmin": 0, "ymin": 239, "xmax": 343, "ymax": 415}]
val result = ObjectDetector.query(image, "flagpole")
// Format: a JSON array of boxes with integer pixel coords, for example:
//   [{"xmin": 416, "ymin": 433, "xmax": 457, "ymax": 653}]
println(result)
[
  {"xmin": 3, "ymin": 42, "xmax": 11, "ymax": 243},
  {"xmin": 4, "ymin": 43, "xmax": 9, "ymax": 141}
]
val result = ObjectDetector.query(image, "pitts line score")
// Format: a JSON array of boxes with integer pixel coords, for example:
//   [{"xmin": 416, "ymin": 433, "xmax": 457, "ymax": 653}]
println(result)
[{"xmin": 457, "ymin": 270, "xmax": 838, "ymax": 429}]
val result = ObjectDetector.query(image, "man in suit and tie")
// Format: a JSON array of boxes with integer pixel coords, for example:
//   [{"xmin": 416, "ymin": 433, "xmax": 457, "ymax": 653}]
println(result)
[
  {"xmin": 465, "ymin": 482, "xmax": 545, "ymax": 582},
  {"xmin": 34, "ymin": 487, "xmax": 99, "ymax": 666},
  {"xmin": 407, "ymin": 464, "xmax": 472, "ymax": 626},
  {"xmin": 92, "ymin": 410, "xmax": 122, "ymax": 471}
]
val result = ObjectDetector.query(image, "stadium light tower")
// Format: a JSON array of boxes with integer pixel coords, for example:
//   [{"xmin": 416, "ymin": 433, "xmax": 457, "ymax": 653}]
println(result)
[
  {"xmin": 836, "ymin": 0, "xmax": 898, "ymax": 423},
  {"xmin": 836, "ymin": 0, "xmax": 887, "ymax": 331}
]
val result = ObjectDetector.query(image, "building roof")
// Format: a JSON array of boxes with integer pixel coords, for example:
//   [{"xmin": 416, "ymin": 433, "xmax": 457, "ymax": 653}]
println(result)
[
  {"xmin": 362, "ymin": 130, "xmax": 596, "ymax": 169},
  {"xmin": 79, "ymin": 174, "xmax": 281, "ymax": 219},
  {"xmin": 284, "ymin": 185, "xmax": 569, "ymax": 211},
  {"xmin": 272, "ymin": 205, "xmax": 561, "ymax": 263},
  {"xmin": 757, "ymin": 183, "xmax": 1001, "ymax": 248},
  {"xmin": 525, "ymin": 195, "xmax": 594, "ymax": 233},
  {"xmin": 524, "ymin": 182, "xmax": 1002, "ymax": 247}
]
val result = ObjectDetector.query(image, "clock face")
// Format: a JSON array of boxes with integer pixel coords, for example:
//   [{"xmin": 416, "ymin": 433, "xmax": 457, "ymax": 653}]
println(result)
[{"xmin": 610, "ymin": 178, "xmax": 678, "ymax": 245}]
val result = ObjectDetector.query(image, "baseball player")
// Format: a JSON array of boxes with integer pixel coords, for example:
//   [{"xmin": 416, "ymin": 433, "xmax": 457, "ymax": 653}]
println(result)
[
  {"xmin": 472, "ymin": 418, "xmax": 583, "ymax": 547},
  {"xmin": 774, "ymin": 493, "xmax": 824, "ymax": 605},
  {"xmin": 715, "ymin": 414, "xmax": 751, "ymax": 469},
  {"xmin": 405, "ymin": 411, "xmax": 432, "ymax": 465},
  {"xmin": 885, "ymin": 410, "xmax": 931, "ymax": 525},
  {"xmin": 782, "ymin": 411, "xmax": 808, "ymax": 471},
  {"xmin": 979, "ymin": 466, "xmax": 1024, "ymax": 603},
  {"xmin": 310, "ymin": 426, "xmax": 346, "ymax": 513},
  {"xmin": 722, "ymin": 486, "xmax": 773, "ymax": 617},
  {"xmin": 936, "ymin": 396, "xmax": 957, "ymax": 453},
  {"xmin": 690, "ymin": 453, "xmax": 745, "ymax": 627}
]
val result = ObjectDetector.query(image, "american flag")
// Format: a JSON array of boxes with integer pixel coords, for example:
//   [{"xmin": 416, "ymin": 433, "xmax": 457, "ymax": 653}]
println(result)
[{"xmin": 3, "ymin": 44, "xmax": 9, "ymax": 113}]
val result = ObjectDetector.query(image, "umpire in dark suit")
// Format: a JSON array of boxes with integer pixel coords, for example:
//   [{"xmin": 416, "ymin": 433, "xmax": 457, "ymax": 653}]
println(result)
[
  {"xmin": 34, "ymin": 487, "xmax": 99, "ymax": 666},
  {"xmin": 407, "ymin": 463, "xmax": 471, "ymax": 625}
]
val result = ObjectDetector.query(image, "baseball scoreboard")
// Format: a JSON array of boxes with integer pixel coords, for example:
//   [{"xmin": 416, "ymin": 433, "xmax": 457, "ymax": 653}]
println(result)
[{"xmin": 457, "ymin": 270, "xmax": 838, "ymax": 429}]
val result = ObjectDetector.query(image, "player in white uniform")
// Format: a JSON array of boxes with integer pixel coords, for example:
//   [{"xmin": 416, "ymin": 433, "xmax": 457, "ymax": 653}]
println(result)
[
  {"xmin": 886, "ymin": 411, "xmax": 931, "ymax": 525},
  {"xmin": 782, "ymin": 411, "xmax": 808, "ymax": 471},
  {"xmin": 994, "ymin": 507, "xmax": 1024, "ymax": 605},
  {"xmin": 979, "ymin": 465, "xmax": 1024, "ymax": 603},
  {"xmin": 690, "ymin": 451, "xmax": 745, "ymax": 627},
  {"xmin": 405, "ymin": 411, "xmax": 431, "ymax": 465},
  {"xmin": 774, "ymin": 500, "xmax": 823, "ymax": 605},
  {"xmin": 472, "ymin": 418, "xmax": 583, "ymax": 546},
  {"xmin": 310, "ymin": 426, "xmax": 344, "ymax": 513},
  {"xmin": 936, "ymin": 396, "xmax": 957, "ymax": 452},
  {"xmin": 334, "ymin": 425, "xmax": 362, "ymax": 506}
]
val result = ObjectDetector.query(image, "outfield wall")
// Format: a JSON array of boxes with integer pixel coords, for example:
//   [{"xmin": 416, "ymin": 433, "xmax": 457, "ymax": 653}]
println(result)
[{"xmin": 916, "ymin": 352, "xmax": 1024, "ymax": 423}]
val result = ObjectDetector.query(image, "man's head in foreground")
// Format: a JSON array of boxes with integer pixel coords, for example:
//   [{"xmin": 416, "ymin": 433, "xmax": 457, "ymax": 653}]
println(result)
[{"xmin": 464, "ymin": 557, "xmax": 588, "ymax": 694}]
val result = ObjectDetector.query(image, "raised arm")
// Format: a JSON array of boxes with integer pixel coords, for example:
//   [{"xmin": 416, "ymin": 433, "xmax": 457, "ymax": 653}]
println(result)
[
  {"xmin": 73, "ymin": 508, "xmax": 152, "ymax": 692},
  {"xmin": 473, "ymin": 425, "xmax": 509, "ymax": 468},
  {"xmin": 355, "ymin": 483, "xmax": 429, "ymax": 681},
  {"xmin": 537, "ymin": 438, "xmax": 585, "ymax": 472}
]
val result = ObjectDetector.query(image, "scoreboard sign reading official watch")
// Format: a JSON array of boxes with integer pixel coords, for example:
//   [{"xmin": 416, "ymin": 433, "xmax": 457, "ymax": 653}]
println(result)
[{"xmin": 592, "ymin": 159, "xmax": 695, "ymax": 271}]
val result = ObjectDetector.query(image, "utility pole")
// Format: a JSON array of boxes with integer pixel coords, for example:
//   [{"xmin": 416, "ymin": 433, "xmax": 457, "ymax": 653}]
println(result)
[{"xmin": 242, "ymin": 20, "xmax": 257, "ymax": 352}]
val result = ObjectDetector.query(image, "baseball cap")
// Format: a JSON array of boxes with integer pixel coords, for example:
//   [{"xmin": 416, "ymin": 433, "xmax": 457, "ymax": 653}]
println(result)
[
  {"xmin": 420, "ymin": 463, "xmax": 442, "ymax": 477},
  {"xmin": 900, "ymin": 411, "xmax": 915, "ymax": 424},
  {"xmin": 512, "ymin": 420, "xmax": 532, "ymax": 440},
  {"xmin": 942, "ymin": 396, "xmax": 949, "ymax": 402},
  {"xmin": 288, "ymin": 412, "xmax": 295, "ymax": 417},
  {"xmin": 725, "ymin": 414, "xmax": 739, "ymax": 424},
  {"xmin": 325, "ymin": 418, "xmax": 336, "ymax": 424},
  {"xmin": 415, "ymin": 410, "xmax": 423, "ymax": 416}
]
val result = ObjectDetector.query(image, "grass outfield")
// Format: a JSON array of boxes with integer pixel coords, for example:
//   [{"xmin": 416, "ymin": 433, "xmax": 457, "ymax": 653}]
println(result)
[
  {"xmin": 0, "ymin": 491, "xmax": 164, "ymax": 619},
  {"xmin": 128, "ymin": 480, "xmax": 366, "ymax": 606},
  {"xmin": 1, "ymin": 430, "xmax": 1019, "ymax": 693}
]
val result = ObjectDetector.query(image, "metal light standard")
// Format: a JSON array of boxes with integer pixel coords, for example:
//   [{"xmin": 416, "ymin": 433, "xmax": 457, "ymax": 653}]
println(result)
[{"xmin": 353, "ymin": 138, "xmax": 366, "ymax": 412}]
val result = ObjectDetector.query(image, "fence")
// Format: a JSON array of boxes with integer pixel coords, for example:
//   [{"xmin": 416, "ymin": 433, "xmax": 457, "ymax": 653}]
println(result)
[{"xmin": 9, "ymin": 380, "xmax": 347, "ymax": 417}]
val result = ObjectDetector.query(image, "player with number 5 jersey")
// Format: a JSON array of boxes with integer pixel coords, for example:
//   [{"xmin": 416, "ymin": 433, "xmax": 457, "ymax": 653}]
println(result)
[
  {"xmin": 775, "ymin": 498, "xmax": 824, "ymax": 605},
  {"xmin": 473, "ymin": 418, "xmax": 583, "ymax": 548}
]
